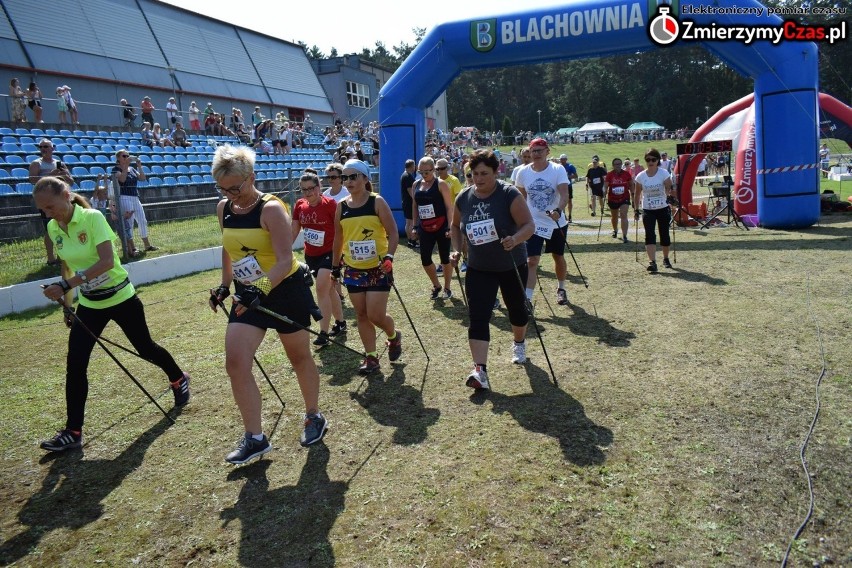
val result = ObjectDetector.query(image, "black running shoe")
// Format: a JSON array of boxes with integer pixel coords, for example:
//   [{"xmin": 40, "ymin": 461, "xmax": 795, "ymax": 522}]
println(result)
[
  {"xmin": 329, "ymin": 320, "xmax": 347, "ymax": 336},
  {"xmin": 40, "ymin": 429, "xmax": 82, "ymax": 452},
  {"xmin": 430, "ymin": 286, "xmax": 441, "ymax": 300},
  {"xmin": 171, "ymin": 373, "xmax": 191, "ymax": 407},
  {"xmin": 612, "ymin": 230, "xmax": 618, "ymax": 238},
  {"xmin": 647, "ymin": 261, "xmax": 658, "ymax": 273},
  {"xmin": 663, "ymin": 258, "xmax": 673, "ymax": 269},
  {"xmin": 313, "ymin": 331, "xmax": 330, "ymax": 347},
  {"xmin": 225, "ymin": 434, "xmax": 271, "ymax": 464}
]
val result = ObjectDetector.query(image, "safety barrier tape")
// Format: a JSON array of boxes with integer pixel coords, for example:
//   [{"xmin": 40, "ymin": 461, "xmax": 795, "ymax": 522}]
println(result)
[{"xmin": 757, "ymin": 163, "xmax": 819, "ymax": 174}]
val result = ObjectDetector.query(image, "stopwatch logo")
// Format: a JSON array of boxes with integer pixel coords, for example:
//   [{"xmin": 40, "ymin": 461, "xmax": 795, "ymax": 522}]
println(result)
[{"xmin": 649, "ymin": 6, "xmax": 680, "ymax": 45}]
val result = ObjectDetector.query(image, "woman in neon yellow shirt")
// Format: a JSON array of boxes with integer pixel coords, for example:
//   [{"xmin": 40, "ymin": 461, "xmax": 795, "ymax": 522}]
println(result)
[{"xmin": 35, "ymin": 177, "xmax": 190, "ymax": 453}]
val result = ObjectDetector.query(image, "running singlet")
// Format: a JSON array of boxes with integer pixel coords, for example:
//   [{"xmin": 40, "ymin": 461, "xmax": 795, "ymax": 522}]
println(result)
[
  {"xmin": 222, "ymin": 194, "xmax": 298, "ymax": 285},
  {"xmin": 339, "ymin": 193, "xmax": 388, "ymax": 270},
  {"xmin": 413, "ymin": 178, "xmax": 448, "ymax": 229},
  {"xmin": 456, "ymin": 181, "xmax": 527, "ymax": 272},
  {"xmin": 293, "ymin": 195, "xmax": 337, "ymax": 256},
  {"xmin": 605, "ymin": 169, "xmax": 632, "ymax": 204}
]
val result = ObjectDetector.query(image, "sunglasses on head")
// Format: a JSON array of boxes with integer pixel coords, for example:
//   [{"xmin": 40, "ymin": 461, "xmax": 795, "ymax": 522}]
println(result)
[{"xmin": 340, "ymin": 173, "xmax": 361, "ymax": 182}]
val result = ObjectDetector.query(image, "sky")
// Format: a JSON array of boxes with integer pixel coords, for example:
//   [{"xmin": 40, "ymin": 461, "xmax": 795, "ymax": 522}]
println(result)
[{"xmin": 160, "ymin": 0, "xmax": 574, "ymax": 57}]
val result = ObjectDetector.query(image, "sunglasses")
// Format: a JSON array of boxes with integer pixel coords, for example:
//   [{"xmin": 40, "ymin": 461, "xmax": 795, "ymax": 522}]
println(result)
[
  {"xmin": 39, "ymin": 145, "xmax": 51, "ymax": 149},
  {"xmin": 340, "ymin": 173, "xmax": 361, "ymax": 182},
  {"xmin": 119, "ymin": 154, "xmax": 130, "ymax": 158},
  {"xmin": 300, "ymin": 185, "xmax": 319, "ymax": 192},
  {"xmin": 215, "ymin": 177, "xmax": 248, "ymax": 195},
  {"xmin": 645, "ymin": 157, "xmax": 659, "ymax": 163},
  {"xmin": 435, "ymin": 166, "xmax": 447, "ymax": 171},
  {"xmin": 325, "ymin": 175, "xmax": 341, "ymax": 180},
  {"xmin": 419, "ymin": 169, "xmax": 434, "ymax": 174}
]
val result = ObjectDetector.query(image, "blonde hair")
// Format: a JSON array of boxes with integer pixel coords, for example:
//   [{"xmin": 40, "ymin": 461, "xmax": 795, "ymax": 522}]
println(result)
[{"xmin": 211, "ymin": 144, "xmax": 255, "ymax": 180}]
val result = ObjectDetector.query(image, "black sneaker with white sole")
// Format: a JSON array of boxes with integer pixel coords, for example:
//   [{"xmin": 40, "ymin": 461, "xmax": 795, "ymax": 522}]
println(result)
[
  {"xmin": 171, "ymin": 373, "xmax": 191, "ymax": 407},
  {"xmin": 313, "ymin": 331, "xmax": 330, "ymax": 347},
  {"xmin": 329, "ymin": 320, "xmax": 347, "ymax": 336},
  {"xmin": 647, "ymin": 261, "xmax": 658, "ymax": 273},
  {"xmin": 663, "ymin": 258, "xmax": 673, "ymax": 269},
  {"xmin": 40, "ymin": 429, "xmax": 83, "ymax": 452}
]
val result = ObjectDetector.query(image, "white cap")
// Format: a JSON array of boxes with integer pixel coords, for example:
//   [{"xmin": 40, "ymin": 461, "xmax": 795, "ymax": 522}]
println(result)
[{"xmin": 559, "ymin": 154, "xmax": 567, "ymax": 160}]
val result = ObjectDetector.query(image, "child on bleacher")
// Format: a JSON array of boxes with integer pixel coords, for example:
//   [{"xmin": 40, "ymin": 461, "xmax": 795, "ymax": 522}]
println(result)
[{"xmin": 91, "ymin": 174, "xmax": 111, "ymax": 220}]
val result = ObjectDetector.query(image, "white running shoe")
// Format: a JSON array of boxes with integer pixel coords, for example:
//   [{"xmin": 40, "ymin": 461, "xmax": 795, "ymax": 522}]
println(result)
[
  {"xmin": 465, "ymin": 365, "xmax": 490, "ymax": 390},
  {"xmin": 511, "ymin": 341, "xmax": 527, "ymax": 364}
]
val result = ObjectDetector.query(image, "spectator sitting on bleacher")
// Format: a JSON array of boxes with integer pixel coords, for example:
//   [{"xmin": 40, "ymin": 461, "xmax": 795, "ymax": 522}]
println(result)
[
  {"xmin": 213, "ymin": 114, "xmax": 235, "ymax": 138},
  {"xmin": 155, "ymin": 123, "xmax": 175, "ymax": 148},
  {"xmin": 171, "ymin": 123, "xmax": 190, "ymax": 147},
  {"xmin": 204, "ymin": 112, "xmax": 217, "ymax": 134},
  {"xmin": 140, "ymin": 96, "xmax": 155, "ymax": 126},
  {"xmin": 141, "ymin": 122, "xmax": 154, "ymax": 148},
  {"xmin": 322, "ymin": 127, "xmax": 336, "ymax": 146},
  {"xmin": 121, "ymin": 99, "xmax": 136, "ymax": 128},
  {"xmin": 188, "ymin": 101, "xmax": 201, "ymax": 131}
]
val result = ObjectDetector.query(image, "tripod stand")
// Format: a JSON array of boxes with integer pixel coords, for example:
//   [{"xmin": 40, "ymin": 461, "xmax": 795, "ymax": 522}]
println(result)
[{"xmin": 700, "ymin": 176, "xmax": 748, "ymax": 230}]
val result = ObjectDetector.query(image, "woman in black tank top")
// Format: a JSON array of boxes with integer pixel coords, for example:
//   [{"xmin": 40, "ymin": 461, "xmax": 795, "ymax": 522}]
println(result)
[{"xmin": 411, "ymin": 156, "xmax": 455, "ymax": 300}]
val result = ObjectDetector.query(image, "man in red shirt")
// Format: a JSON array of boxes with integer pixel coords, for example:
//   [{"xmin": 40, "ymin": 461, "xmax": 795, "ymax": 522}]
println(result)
[
  {"xmin": 604, "ymin": 158, "xmax": 634, "ymax": 243},
  {"xmin": 292, "ymin": 171, "xmax": 346, "ymax": 345}
]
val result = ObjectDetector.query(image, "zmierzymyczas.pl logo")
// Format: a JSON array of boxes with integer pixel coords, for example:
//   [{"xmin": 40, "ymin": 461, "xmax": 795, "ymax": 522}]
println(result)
[{"xmin": 648, "ymin": 7, "xmax": 847, "ymax": 46}]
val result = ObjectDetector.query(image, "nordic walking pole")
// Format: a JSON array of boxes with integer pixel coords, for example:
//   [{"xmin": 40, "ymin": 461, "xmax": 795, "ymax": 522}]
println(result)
[
  {"xmin": 596, "ymin": 206, "xmax": 605, "ymax": 241},
  {"xmin": 667, "ymin": 196, "xmax": 678, "ymax": 263},
  {"xmin": 253, "ymin": 304, "xmax": 367, "ymax": 359},
  {"xmin": 453, "ymin": 262, "xmax": 468, "ymax": 307},
  {"xmin": 52, "ymin": 297, "xmax": 174, "ymax": 424},
  {"xmin": 634, "ymin": 208, "xmax": 641, "ymax": 263},
  {"xmin": 389, "ymin": 279, "xmax": 430, "ymax": 363},
  {"xmin": 565, "ymin": 243, "xmax": 589, "ymax": 289},
  {"xmin": 212, "ymin": 296, "xmax": 285, "ymax": 408},
  {"xmin": 504, "ymin": 248, "xmax": 559, "ymax": 388},
  {"xmin": 535, "ymin": 270, "xmax": 556, "ymax": 317}
]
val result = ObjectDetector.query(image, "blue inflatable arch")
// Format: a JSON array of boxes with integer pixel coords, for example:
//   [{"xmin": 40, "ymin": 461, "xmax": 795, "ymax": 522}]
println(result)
[{"xmin": 378, "ymin": 0, "xmax": 819, "ymax": 229}]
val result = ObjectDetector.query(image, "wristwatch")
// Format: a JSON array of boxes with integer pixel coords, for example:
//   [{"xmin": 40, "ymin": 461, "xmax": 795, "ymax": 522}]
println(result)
[{"xmin": 76, "ymin": 270, "xmax": 88, "ymax": 283}]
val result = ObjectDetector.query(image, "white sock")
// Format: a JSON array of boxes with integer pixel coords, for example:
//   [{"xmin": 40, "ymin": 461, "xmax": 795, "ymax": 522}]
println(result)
[
  {"xmin": 250, "ymin": 432, "xmax": 265, "ymax": 441},
  {"xmin": 558, "ymin": 280, "xmax": 566, "ymax": 290},
  {"xmin": 526, "ymin": 288, "xmax": 534, "ymax": 300}
]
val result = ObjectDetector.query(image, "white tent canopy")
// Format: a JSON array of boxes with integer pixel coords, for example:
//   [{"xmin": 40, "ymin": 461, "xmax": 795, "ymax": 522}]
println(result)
[{"xmin": 576, "ymin": 121, "xmax": 620, "ymax": 134}]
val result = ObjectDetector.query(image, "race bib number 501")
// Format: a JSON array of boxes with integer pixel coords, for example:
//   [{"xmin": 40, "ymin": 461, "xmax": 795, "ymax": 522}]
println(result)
[{"xmin": 465, "ymin": 219, "xmax": 498, "ymax": 246}]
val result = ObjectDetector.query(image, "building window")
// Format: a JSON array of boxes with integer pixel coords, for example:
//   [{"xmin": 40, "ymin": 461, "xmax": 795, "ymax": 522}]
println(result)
[{"xmin": 346, "ymin": 81, "xmax": 370, "ymax": 108}]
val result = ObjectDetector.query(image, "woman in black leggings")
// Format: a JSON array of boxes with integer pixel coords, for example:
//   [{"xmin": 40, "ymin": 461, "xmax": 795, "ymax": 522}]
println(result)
[
  {"xmin": 411, "ymin": 156, "xmax": 454, "ymax": 299},
  {"xmin": 450, "ymin": 150, "xmax": 535, "ymax": 392},
  {"xmin": 34, "ymin": 177, "xmax": 190, "ymax": 453},
  {"xmin": 634, "ymin": 148, "xmax": 676, "ymax": 272}
]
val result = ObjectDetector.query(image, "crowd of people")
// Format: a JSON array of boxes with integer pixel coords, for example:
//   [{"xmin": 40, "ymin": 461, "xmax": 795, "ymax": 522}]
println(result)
[
  {"xmin": 8, "ymin": 79, "xmax": 76, "ymax": 124},
  {"xmin": 32, "ymin": 128, "xmax": 685, "ymax": 465}
]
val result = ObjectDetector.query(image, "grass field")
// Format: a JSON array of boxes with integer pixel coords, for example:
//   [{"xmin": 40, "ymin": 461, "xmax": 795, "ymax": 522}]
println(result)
[{"xmin": 0, "ymin": 191, "xmax": 849, "ymax": 566}]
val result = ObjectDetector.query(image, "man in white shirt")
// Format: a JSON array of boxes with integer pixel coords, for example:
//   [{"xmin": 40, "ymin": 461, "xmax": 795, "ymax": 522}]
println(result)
[{"xmin": 514, "ymin": 138, "xmax": 571, "ymax": 306}]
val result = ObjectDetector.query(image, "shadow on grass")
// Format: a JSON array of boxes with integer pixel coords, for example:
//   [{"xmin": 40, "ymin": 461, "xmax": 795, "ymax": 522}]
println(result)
[
  {"xmin": 563, "ymin": 303, "xmax": 637, "ymax": 347},
  {"xmin": 349, "ymin": 363, "xmax": 440, "ymax": 445},
  {"xmin": 655, "ymin": 265, "xmax": 727, "ymax": 285},
  {"xmin": 220, "ymin": 443, "xmax": 346, "ymax": 567},
  {"xmin": 317, "ymin": 336, "xmax": 363, "ymax": 387},
  {"xmin": 0, "ymin": 415, "xmax": 174, "ymax": 565},
  {"xmin": 474, "ymin": 363, "xmax": 613, "ymax": 466}
]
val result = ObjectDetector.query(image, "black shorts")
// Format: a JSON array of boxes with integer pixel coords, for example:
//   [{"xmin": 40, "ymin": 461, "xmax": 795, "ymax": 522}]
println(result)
[
  {"xmin": 305, "ymin": 252, "xmax": 333, "ymax": 275},
  {"xmin": 526, "ymin": 225, "xmax": 568, "ymax": 257},
  {"xmin": 608, "ymin": 200, "xmax": 630, "ymax": 210},
  {"xmin": 229, "ymin": 267, "xmax": 317, "ymax": 334},
  {"xmin": 28, "ymin": 100, "xmax": 41, "ymax": 109},
  {"xmin": 568, "ymin": 184, "xmax": 574, "ymax": 199},
  {"xmin": 401, "ymin": 197, "xmax": 414, "ymax": 220},
  {"xmin": 590, "ymin": 186, "xmax": 604, "ymax": 197},
  {"xmin": 272, "ymin": 140, "xmax": 282, "ymax": 146}
]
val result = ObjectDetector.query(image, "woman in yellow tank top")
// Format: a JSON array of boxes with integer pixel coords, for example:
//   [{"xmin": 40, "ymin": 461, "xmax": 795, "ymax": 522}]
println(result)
[
  {"xmin": 208, "ymin": 145, "xmax": 327, "ymax": 465},
  {"xmin": 331, "ymin": 159, "xmax": 401, "ymax": 376}
]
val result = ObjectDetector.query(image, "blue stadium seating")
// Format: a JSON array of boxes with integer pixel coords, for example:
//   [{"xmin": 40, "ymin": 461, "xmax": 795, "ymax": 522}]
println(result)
[
  {"xmin": 0, "ymin": 183, "xmax": 14, "ymax": 195},
  {"xmin": 162, "ymin": 176, "xmax": 177, "ymax": 186},
  {"xmin": 79, "ymin": 180, "xmax": 96, "ymax": 191},
  {"xmin": 15, "ymin": 182, "xmax": 33, "ymax": 193},
  {"xmin": 79, "ymin": 154, "xmax": 95, "ymax": 164},
  {"xmin": 150, "ymin": 165, "xmax": 165, "ymax": 175},
  {"xmin": 5, "ymin": 155, "xmax": 25, "ymax": 165},
  {"xmin": 148, "ymin": 177, "xmax": 162, "ymax": 187},
  {"xmin": 176, "ymin": 175, "xmax": 191, "ymax": 185},
  {"xmin": 191, "ymin": 174, "xmax": 204, "ymax": 184},
  {"xmin": 163, "ymin": 165, "xmax": 177, "ymax": 174}
]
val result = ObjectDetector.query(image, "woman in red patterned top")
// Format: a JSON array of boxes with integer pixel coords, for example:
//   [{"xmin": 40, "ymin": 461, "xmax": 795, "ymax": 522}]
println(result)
[
  {"xmin": 292, "ymin": 172, "xmax": 346, "ymax": 345},
  {"xmin": 604, "ymin": 158, "xmax": 635, "ymax": 243}
]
